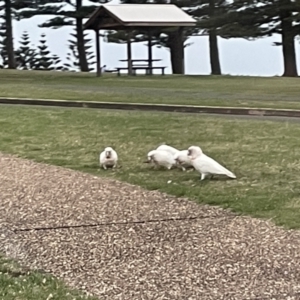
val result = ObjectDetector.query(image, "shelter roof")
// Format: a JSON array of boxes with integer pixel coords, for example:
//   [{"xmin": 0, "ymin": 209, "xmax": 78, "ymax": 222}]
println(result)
[{"xmin": 84, "ymin": 4, "xmax": 196, "ymax": 30}]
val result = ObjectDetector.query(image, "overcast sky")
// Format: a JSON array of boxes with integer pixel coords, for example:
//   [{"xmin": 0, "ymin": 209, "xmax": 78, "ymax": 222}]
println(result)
[{"xmin": 12, "ymin": 2, "xmax": 300, "ymax": 76}]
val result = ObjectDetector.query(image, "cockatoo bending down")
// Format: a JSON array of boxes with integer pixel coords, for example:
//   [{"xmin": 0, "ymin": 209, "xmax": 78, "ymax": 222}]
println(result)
[
  {"xmin": 173, "ymin": 150, "xmax": 193, "ymax": 171},
  {"xmin": 147, "ymin": 149, "xmax": 176, "ymax": 170},
  {"xmin": 187, "ymin": 146, "xmax": 236, "ymax": 181},
  {"xmin": 99, "ymin": 147, "xmax": 118, "ymax": 170},
  {"xmin": 156, "ymin": 144, "xmax": 180, "ymax": 156}
]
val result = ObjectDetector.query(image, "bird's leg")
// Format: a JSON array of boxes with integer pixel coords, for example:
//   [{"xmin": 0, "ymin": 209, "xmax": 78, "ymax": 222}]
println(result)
[
  {"xmin": 103, "ymin": 165, "xmax": 107, "ymax": 170},
  {"xmin": 181, "ymin": 166, "xmax": 186, "ymax": 171},
  {"xmin": 112, "ymin": 164, "xmax": 116, "ymax": 169},
  {"xmin": 200, "ymin": 173, "xmax": 206, "ymax": 181}
]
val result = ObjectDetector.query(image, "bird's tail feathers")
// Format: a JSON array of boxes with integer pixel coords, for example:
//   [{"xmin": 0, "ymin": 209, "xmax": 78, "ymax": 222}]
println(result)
[{"xmin": 226, "ymin": 170, "xmax": 236, "ymax": 179}]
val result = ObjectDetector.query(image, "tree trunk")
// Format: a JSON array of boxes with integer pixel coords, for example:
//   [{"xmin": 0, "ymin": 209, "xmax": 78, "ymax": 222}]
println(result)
[
  {"xmin": 208, "ymin": 0, "xmax": 221, "ymax": 75},
  {"xmin": 209, "ymin": 29, "xmax": 221, "ymax": 75},
  {"xmin": 4, "ymin": 0, "xmax": 16, "ymax": 69},
  {"xmin": 280, "ymin": 9, "xmax": 297, "ymax": 77},
  {"xmin": 76, "ymin": 0, "xmax": 89, "ymax": 72},
  {"xmin": 168, "ymin": 29, "xmax": 184, "ymax": 74}
]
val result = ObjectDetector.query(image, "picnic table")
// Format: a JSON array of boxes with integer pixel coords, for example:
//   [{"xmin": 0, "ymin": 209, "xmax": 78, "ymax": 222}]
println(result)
[
  {"xmin": 116, "ymin": 59, "xmax": 166, "ymax": 76},
  {"xmin": 119, "ymin": 59, "xmax": 162, "ymax": 63}
]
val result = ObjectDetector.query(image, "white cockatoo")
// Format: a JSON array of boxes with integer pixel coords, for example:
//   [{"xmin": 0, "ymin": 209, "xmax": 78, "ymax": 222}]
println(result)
[
  {"xmin": 147, "ymin": 149, "xmax": 176, "ymax": 170},
  {"xmin": 187, "ymin": 146, "xmax": 236, "ymax": 181},
  {"xmin": 156, "ymin": 144, "xmax": 180, "ymax": 156},
  {"xmin": 99, "ymin": 147, "xmax": 118, "ymax": 170},
  {"xmin": 173, "ymin": 150, "xmax": 193, "ymax": 171}
]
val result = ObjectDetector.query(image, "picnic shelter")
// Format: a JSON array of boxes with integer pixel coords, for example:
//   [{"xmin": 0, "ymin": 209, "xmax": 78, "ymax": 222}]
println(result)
[{"xmin": 83, "ymin": 4, "xmax": 196, "ymax": 76}]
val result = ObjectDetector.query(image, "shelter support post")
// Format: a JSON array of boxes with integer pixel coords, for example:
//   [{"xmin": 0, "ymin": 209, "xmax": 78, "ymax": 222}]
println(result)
[
  {"xmin": 148, "ymin": 31, "xmax": 153, "ymax": 75},
  {"xmin": 127, "ymin": 33, "xmax": 133, "ymax": 75},
  {"xmin": 179, "ymin": 27, "xmax": 185, "ymax": 74},
  {"xmin": 95, "ymin": 29, "xmax": 101, "ymax": 77}
]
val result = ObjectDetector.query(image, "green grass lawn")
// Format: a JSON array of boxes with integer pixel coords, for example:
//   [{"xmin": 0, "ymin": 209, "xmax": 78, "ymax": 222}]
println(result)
[
  {"xmin": 1, "ymin": 70, "xmax": 300, "ymax": 109},
  {"xmin": 0, "ymin": 255, "xmax": 96, "ymax": 300},
  {"xmin": 1, "ymin": 105, "xmax": 300, "ymax": 229}
]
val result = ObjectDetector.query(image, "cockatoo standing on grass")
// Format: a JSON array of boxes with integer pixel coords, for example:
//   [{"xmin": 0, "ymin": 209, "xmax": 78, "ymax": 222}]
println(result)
[
  {"xmin": 187, "ymin": 146, "xmax": 236, "ymax": 180},
  {"xmin": 147, "ymin": 149, "xmax": 176, "ymax": 170},
  {"xmin": 173, "ymin": 150, "xmax": 193, "ymax": 171},
  {"xmin": 99, "ymin": 147, "xmax": 118, "ymax": 170}
]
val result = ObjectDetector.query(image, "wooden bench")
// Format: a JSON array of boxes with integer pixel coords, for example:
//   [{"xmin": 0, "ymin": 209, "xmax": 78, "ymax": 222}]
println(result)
[
  {"xmin": 116, "ymin": 67, "xmax": 130, "ymax": 76},
  {"xmin": 116, "ymin": 66, "xmax": 166, "ymax": 76},
  {"xmin": 134, "ymin": 66, "xmax": 166, "ymax": 76},
  {"xmin": 104, "ymin": 69, "xmax": 118, "ymax": 73}
]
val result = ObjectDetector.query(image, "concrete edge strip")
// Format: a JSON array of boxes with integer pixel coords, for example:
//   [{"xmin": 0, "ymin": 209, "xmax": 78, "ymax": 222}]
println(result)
[{"xmin": 1, "ymin": 97, "xmax": 300, "ymax": 118}]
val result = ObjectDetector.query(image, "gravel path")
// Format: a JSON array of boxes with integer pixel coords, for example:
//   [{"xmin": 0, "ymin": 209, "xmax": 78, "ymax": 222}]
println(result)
[{"xmin": 1, "ymin": 153, "xmax": 300, "ymax": 299}]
